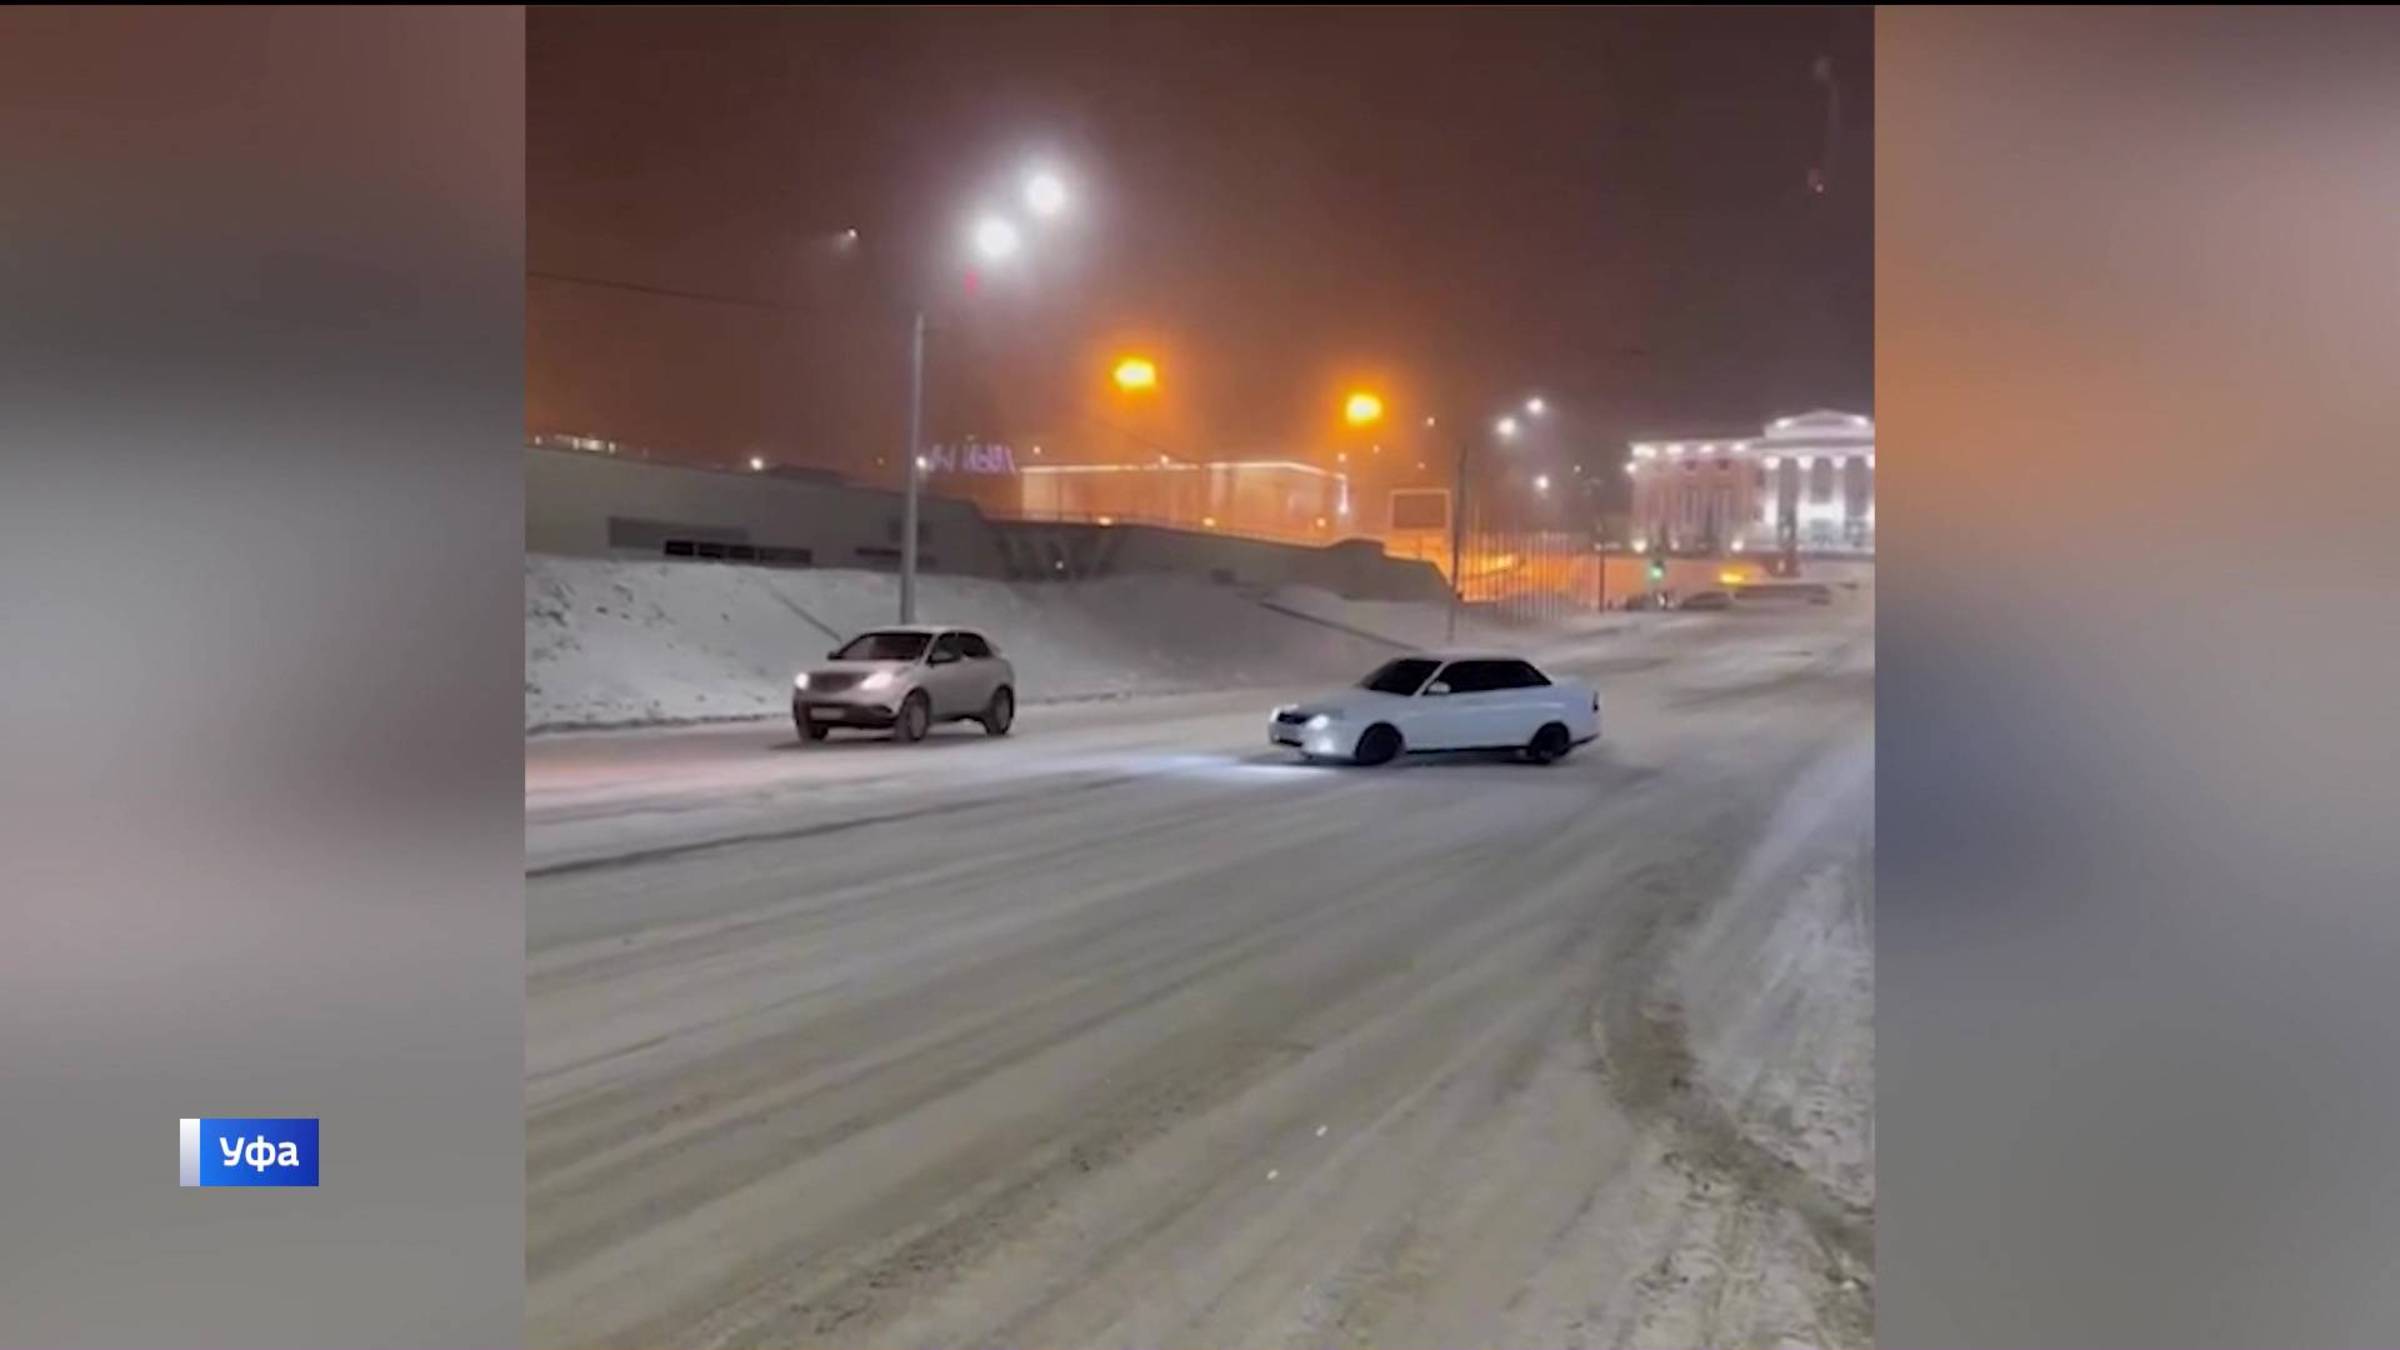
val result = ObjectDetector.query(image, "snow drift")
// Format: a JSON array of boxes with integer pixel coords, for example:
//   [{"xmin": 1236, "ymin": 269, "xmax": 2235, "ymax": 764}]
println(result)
[{"xmin": 526, "ymin": 557, "xmax": 1536, "ymax": 732}]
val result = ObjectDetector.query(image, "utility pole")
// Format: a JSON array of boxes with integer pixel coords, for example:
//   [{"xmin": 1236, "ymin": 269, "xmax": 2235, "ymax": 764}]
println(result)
[
  {"xmin": 1446, "ymin": 436, "xmax": 1470, "ymax": 644},
  {"xmin": 899, "ymin": 307, "xmax": 926, "ymax": 623}
]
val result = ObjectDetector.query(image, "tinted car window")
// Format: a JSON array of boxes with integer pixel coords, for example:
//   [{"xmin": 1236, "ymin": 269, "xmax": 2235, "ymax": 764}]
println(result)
[
  {"xmin": 930, "ymin": 631, "xmax": 966, "ymax": 662},
  {"xmin": 1358, "ymin": 657, "xmax": 1440, "ymax": 695},
  {"xmin": 957, "ymin": 632, "xmax": 994, "ymax": 659},
  {"xmin": 1439, "ymin": 660, "xmax": 1509, "ymax": 693},
  {"xmin": 834, "ymin": 631, "xmax": 931, "ymax": 661},
  {"xmin": 1495, "ymin": 660, "xmax": 1551, "ymax": 688}
]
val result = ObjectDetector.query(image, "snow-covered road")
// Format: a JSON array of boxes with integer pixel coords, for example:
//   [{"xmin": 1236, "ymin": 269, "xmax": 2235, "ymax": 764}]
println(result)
[{"xmin": 526, "ymin": 609, "xmax": 1875, "ymax": 1349}]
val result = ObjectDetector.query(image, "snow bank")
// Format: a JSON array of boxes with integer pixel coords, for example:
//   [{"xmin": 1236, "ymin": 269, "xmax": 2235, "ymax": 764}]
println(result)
[{"xmin": 527, "ymin": 557, "xmax": 1437, "ymax": 732}]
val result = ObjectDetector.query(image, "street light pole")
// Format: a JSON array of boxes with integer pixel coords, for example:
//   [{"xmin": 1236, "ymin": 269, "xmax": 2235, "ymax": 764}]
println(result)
[
  {"xmin": 1447, "ymin": 435, "xmax": 1470, "ymax": 644},
  {"xmin": 900, "ymin": 306, "xmax": 926, "ymax": 623}
]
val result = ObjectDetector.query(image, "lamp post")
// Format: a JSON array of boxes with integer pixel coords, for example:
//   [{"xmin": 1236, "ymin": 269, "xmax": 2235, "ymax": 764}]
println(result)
[
  {"xmin": 896, "ymin": 167, "xmax": 1075, "ymax": 623},
  {"xmin": 900, "ymin": 306, "xmax": 928, "ymax": 622}
]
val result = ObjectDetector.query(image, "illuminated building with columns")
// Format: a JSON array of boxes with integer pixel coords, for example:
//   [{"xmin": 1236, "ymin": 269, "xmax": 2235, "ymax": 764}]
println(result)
[{"xmin": 1627, "ymin": 409, "xmax": 1874, "ymax": 555}]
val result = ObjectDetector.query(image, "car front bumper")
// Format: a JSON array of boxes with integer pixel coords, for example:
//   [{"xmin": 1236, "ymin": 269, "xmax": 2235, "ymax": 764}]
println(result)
[
  {"xmin": 796, "ymin": 692, "xmax": 902, "ymax": 727},
  {"xmin": 1269, "ymin": 717, "xmax": 1352, "ymax": 758}
]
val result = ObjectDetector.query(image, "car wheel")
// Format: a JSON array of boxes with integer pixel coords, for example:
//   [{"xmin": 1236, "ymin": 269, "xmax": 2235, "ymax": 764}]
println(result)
[
  {"xmin": 1354, "ymin": 723, "xmax": 1402, "ymax": 767},
  {"xmin": 895, "ymin": 691, "xmax": 931, "ymax": 743},
  {"xmin": 981, "ymin": 686, "xmax": 1014, "ymax": 736},
  {"xmin": 1526, "ymin": 722, "xmax": 1572, "ymax": 765},
  {"xmin": 795, "ymin": 714, "xmax": 828, "ymax": 743}
]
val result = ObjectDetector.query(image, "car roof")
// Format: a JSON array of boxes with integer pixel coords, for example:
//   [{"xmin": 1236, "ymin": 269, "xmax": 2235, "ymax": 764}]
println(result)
[{"xmin": 854, "ymin": 623, "xmax": 975, "ymax": 635}]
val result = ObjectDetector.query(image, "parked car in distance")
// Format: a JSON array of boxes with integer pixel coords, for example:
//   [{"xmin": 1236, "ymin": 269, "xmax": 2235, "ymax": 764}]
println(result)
[
  {"xmin": 1269, "ymin": 652, "xmax": 1600, "ymax": 766},
  {"xmin": 792, "ymin": 625, "xmax": 1015, "ymax": 743},
  {"xmin": 1730, "ymin": 581, "xmax": 1835, "ymax": 606},
  {"xmin": 1675, "ymin": 589, "xmax": 1734, "ymax": 610}
]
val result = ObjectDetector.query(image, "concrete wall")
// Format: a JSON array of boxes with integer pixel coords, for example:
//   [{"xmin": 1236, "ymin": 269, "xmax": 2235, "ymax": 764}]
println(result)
[
  {"xmin": 991, "ymin": 522, "xmax": 1448, "ymax": 602},
  {"xmin": 525, "ymin": 447, "xmax": 1007, "ymax": 575},
  {"xmin": 527, "ymin": 446, "xmax": 1450, "ymax": 601}
]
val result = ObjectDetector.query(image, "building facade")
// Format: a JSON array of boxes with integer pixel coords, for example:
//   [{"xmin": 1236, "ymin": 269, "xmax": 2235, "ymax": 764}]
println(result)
[
  {"xmin": 1627, "ymin": 409, "xmax": 1874, "ymax": 555},
  {"xmin": 1000, "ymin": 459, "xmax": 1352, "ymax": 546}
]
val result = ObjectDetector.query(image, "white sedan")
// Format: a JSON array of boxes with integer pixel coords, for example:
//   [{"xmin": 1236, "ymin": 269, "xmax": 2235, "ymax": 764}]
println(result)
[{"xmin": 1269, "ymin": 652, "xmax": 1600, "ymax": 766}]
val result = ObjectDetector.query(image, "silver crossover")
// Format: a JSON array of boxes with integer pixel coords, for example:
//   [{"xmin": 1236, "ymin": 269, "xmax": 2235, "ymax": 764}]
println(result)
[{"xmin": 792, "ymin": 625, "xmax": 1017, "ymax": 743}]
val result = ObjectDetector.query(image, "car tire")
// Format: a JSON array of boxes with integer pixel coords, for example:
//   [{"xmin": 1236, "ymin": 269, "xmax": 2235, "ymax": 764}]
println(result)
[
  {"xmin": 895, "ymin": 691, "xmax": 931, "ymax": 743},
  {"xmin": 1354, "ymin": 723, "xmax": 1402, "ymax": 767},
  {"xmin": 1526, "ymin": 722, "xmax": 1572, "ymax": 765},
  {"xmin": 795, "ymin": 714, "xmax": 828, "ymax": 743},
  {"xmin": 982, "ymin": 686, "xmax": 1014, "ymax": 736}
]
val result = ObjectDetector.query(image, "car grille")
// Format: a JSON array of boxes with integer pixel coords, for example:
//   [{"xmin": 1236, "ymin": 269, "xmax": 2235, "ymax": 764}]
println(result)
[
  {"xmin": 1274, "ymin": 710, "xmax": 1310, "ymax": 725},
  {"xmin": 808, "ymin": 672, "xmax": 861, "ymax": 693}
]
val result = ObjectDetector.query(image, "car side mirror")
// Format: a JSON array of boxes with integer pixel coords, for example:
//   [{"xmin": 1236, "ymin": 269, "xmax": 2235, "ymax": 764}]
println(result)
[
  {"xmin": 827, "ymin": 649, "xmax": 841, "ymax": 660},
  {"xmin": 1423, "ymin": 681, "xmax": 1452, "ymax": 696}
]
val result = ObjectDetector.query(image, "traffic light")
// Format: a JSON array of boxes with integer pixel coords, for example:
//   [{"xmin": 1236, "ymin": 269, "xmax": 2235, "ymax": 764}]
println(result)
[{"xmin": 1647, "ymin": 555, "xmax": 1666, "ymax": 584}]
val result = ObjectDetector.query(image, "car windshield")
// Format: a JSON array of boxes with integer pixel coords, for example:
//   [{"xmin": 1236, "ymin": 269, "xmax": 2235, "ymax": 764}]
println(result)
[
  {"xmin": 1358, "ymin": 657, "xmax": 1440, "ymax": 695},
  {"xmin": 834, "ymin": 631, "xmax": 931, "ymax": 662}
]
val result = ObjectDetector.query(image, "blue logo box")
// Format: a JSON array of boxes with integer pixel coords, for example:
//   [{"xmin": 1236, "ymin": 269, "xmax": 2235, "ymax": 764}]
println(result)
[{"xmin": 180, "ymin": 1118, "xmax": 319, "ymax": 1187}]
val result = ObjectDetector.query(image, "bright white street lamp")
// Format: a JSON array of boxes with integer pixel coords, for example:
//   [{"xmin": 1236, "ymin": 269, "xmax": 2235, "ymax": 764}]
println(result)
[
  {"xmin": 1495, "ymin": 415, "xmax": 1520, "ymax": 439},
  {"xmin": 1024, "ymin": 170, "xmax": 1068, "ymax": 217},
  {"xmin": 1525, "ymin": 397, "xmax": 1547, "ymax": 416},
  {"xmin": 1533, "ymin": 473, "xmax": 1551, "ymax": 494},
  {"xmin": 971, "ymin": 214, "xmax": 1021, "ymax": 260}
]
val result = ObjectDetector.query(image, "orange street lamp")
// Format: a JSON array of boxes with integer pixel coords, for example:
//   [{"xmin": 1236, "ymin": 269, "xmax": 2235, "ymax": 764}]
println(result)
[
  {"xmin": 1113, "ymin": 356, "xmax": 1159, "ymax": 392},
  {"xmin": 1343, "ymin": 391, "xmax": 1384, "ymax": 426}
]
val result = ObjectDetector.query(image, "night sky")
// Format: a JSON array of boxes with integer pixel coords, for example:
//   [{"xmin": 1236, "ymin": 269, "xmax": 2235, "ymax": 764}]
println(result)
[{"xmin": 529, "ymin": 6, "xmax": 1871, "ymax": 504}]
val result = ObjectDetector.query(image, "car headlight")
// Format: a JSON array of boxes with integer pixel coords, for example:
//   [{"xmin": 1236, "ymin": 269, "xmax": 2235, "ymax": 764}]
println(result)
[
  {"xmin": 793, "ymin": 672, "xmax": 810, "ymax": 690},
  {"xmin": 860, "ymin": 671, "xmax": 896, "ymax": 691},
  {"xmin": 1306, "ymin": 713, "xmax": 1334, "ymax": 730}
]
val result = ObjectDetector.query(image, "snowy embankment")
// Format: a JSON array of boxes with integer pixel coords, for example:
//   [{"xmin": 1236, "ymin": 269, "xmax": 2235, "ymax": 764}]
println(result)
[{"xmin": 527, "ymin": 557, "xmax": 1520, "ymax": 733}]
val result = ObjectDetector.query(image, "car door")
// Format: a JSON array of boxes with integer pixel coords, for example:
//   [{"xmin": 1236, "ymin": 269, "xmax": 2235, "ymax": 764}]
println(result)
[
  {"xmin": 1487, "ymin": 659, "xmax": 1559, "ymax": 745},
  {"xmin": 924, "ymin": 631, "xmax": 971, "ymax": 716},
  {"xmin": 955, "ymin": 630, "xmax": 1002, "ymax": 709},
  {"xmin": 1414, "ymin": 660, "xmax": 1499, "ymax": 749}
]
